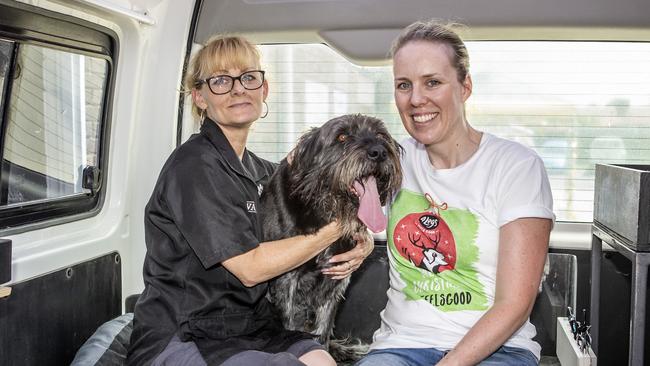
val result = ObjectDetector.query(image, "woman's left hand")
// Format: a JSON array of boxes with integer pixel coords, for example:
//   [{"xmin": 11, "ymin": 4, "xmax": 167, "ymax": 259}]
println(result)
[{"xmin": 322, "ymin": 231, "xmax": 374, "ymax": 279}]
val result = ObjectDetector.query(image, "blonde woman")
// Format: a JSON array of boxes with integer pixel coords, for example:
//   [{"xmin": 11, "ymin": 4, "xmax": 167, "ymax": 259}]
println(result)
[{"xmin": 127, "ymin": 36, "xmax": 371, "ymax": 366}]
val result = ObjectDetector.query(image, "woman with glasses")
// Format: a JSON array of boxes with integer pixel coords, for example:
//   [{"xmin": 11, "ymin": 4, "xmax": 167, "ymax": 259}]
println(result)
[{"xmin": 127, "ymin": 35, "xmax": 371, "ymax": 366}]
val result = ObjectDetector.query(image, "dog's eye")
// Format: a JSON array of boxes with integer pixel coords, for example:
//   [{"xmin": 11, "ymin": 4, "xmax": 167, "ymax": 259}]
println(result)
[{"xmin": 337, "ymin": 134, "xmax": 347, "ymax": 143}]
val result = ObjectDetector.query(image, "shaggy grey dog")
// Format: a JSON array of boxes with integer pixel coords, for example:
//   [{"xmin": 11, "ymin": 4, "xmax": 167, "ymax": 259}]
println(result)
[{"xmin": 261, "ymin": 114, "xmax": 402, "ymax": 362}]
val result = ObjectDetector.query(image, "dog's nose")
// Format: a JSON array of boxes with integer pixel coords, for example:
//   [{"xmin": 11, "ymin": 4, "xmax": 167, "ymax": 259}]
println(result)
[{"xmin": 367, "ymin": 145, "xmax": 387, "ymax": 162}]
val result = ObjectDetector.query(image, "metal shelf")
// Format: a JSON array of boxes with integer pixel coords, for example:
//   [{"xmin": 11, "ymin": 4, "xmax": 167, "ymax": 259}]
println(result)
[{"xmin": 590, "ymin": 222, "xmax": 650, "ymax": 366}]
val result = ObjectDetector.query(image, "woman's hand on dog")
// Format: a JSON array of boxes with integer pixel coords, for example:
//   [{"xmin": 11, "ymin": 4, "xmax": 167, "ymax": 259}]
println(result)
[{"xmin": 322, "ymin": 231, "xmax": 374, "ymax": 280}]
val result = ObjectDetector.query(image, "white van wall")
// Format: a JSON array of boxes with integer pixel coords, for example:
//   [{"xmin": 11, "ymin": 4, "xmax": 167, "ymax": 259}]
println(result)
[{"xmin": 7, "ymin": 0, "xmax": 195, "ymax": 301}]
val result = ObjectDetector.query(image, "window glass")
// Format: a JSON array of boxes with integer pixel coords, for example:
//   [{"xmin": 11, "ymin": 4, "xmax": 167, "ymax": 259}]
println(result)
[
  {"xmin": 1, "ymin": 44, "xmax": 108, "ymax": 206},
  {"xmin": 252, "ymin": 42, "xmax": 650, "ymax": 223},
  {"xmin": 0, "ymin": 40, "xmax": 12, "ymax": 109}
]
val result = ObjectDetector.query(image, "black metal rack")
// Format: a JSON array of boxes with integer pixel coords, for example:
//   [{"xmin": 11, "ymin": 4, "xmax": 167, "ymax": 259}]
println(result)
[{"xmin": 590, "ymin": 164, "xmax": 650, "ymax": 366}]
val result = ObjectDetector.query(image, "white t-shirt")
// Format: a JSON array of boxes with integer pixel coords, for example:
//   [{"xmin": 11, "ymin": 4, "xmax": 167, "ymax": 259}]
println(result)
[{"xmin": 370, "ymin": 132, "xmax": 554, "ymax": 360}]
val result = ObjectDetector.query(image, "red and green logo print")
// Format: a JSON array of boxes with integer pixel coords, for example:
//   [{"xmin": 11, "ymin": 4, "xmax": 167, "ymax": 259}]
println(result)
[
  {"xmin": 388, "ymin": 189, "xmax": 488, "ymax": 311},
  {"xmin": 394, "ymin": 195, "xmax": 456, "ymax": 274}
]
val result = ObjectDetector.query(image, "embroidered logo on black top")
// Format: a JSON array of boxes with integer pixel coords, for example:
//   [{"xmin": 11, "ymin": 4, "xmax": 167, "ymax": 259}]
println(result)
[{"xmin": 246, "ymin": 201, "xmax": 257, "ymax": 213}]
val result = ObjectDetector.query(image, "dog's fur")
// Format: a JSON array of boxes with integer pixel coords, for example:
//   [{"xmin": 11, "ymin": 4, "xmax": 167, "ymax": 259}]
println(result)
[{"xmin": 261, "ymin": 114, "xmax": 402, "ymax": 362}]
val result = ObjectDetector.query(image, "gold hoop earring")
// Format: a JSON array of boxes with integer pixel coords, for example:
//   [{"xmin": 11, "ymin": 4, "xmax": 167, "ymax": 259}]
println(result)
[
  {"xmin": 200, "ymin": 108, "xmax": 206, "ymax": 121},
  {"xmin": 260, "ymin": 101, "xmax": 269, "ymax": 119}
]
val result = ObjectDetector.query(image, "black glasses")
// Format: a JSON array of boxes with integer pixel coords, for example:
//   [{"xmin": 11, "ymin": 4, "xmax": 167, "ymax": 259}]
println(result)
[{"xmin": 197, "ymin": 70, "xmax": 265, "ymax": 95}]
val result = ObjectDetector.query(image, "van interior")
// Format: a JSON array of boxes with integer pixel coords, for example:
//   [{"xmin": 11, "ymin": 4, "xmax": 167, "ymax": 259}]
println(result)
[{"xmin": 1, "ymin": 0, "xmax": 650, "ymax": 365}]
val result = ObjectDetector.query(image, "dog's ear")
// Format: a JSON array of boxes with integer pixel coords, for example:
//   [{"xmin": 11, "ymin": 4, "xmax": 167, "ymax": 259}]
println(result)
[
  {"xmin": 286, "ymin": 148, "xmax": 295, "ymax": 166},
  {"xmin": 290, "ymin": 127, "xmax": 322, "ymax": 171}
]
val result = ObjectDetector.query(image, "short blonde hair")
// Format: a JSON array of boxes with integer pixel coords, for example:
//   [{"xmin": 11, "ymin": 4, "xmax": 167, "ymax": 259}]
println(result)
[{"xmin": 183, "ymin": 35, "xmax": 262, "ymax": 119}]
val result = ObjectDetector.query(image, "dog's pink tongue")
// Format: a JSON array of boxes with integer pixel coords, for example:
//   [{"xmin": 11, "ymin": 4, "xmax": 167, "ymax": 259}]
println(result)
[{"xmin": 354, "ymin": 176, "xmax": 386, "ymax": 233}]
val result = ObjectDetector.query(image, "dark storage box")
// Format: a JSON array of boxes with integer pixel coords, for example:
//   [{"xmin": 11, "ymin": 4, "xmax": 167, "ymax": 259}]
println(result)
[{"xmin": 594, "ymin": 164, "xmax": 650, "ymax": 251}]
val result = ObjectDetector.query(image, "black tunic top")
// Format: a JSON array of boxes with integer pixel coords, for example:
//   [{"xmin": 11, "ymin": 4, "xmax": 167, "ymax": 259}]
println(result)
[{"xmin": 127, "ymin": 120, "xmax": 311, "ymax": 366}]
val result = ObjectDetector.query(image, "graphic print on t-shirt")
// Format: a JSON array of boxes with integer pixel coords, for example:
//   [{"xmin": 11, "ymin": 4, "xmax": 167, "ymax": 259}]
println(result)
[
  {"xmin": 393, "ymin": 195, "xmax": 456, "ymax": 274},
  {"xmin": 389, "ymin": 189, "xmax": 488, "ymax": 311}
]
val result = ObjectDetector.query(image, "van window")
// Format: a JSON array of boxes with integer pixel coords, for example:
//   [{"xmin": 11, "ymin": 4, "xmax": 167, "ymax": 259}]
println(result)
[
  {"xmin": 1, "ymin": 44, "xmax": 107, "ymax": 206},
  {"xmin": 251, "ymin": 42, "xmax": 650, "ymax": 223},
  {"xmin": 0, "ymin": 41, "xmax": 11, "ymax": 106},
  {"xmin": 0, "ymin": 2, "xmax": 115, "ymax": 231}
]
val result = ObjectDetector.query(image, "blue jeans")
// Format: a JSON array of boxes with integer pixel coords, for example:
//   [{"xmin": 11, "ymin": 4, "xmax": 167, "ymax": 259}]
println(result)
[{"xmin": 354, "ymin": 345, "xmax": 538, "ymax": 366}]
